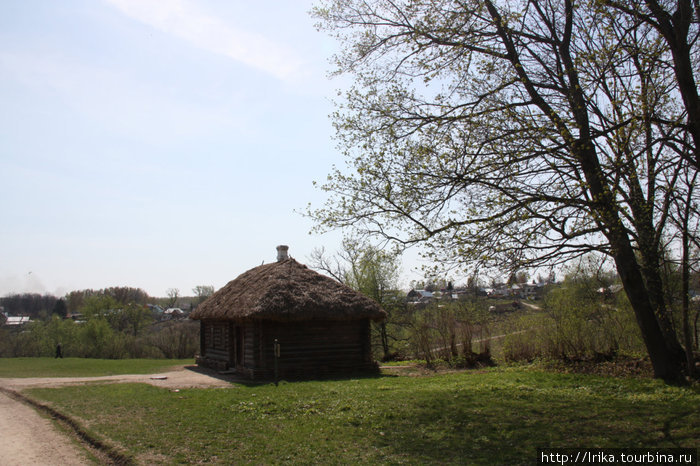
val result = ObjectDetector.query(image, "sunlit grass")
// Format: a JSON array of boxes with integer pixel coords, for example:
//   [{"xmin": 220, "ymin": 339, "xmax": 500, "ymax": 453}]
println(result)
[
  {"xmin": 26, "ymin": 367, "xmax": 699, "ymax": 465},
  {"xmin": 0, "ymin": 357, "xmax": 193, "ymax": 377}
]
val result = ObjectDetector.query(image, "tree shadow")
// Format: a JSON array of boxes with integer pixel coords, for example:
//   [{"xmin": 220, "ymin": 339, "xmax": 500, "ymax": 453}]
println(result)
[
  {"xmin": 359, "ymin": 382, "xmax": 697, "ymax": 464},
  {"xmin": 184, "ymin": 364, "xmax": 396, "ymax": 388}
]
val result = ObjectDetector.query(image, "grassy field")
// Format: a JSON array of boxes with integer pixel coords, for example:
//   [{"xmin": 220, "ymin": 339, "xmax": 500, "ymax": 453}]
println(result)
[
  {"xmin": 18, "ymin": 365, "xmax": 699, "ymax": 465},
  {"xmin": 0, "ymin": 357, "xmax": 193, "ymax": 377}
]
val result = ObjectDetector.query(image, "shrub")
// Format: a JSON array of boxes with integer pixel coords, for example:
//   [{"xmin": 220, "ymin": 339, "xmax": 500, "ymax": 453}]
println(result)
[
  {"xmin": 408, "ymin": 301, "xmax": 492, "ymax": 367},
  {"xmin": 501, "ymin": 280, "xmax": 645, "ymax": 363},
  {"xmin": 148, "ymin": 321, "xmax": 199, "ymax": 359}
]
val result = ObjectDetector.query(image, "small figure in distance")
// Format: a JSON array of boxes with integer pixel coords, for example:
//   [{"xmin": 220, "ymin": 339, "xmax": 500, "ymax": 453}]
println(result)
[{"xmin": 55, "ymin": 342, "xmax": 63, "ymax": 359}]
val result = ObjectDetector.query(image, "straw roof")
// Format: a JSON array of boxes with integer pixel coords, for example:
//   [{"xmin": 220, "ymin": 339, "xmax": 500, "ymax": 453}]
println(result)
[{"xmin": 189, "ymin": 258, "xmax": 386, "ymax": 322}]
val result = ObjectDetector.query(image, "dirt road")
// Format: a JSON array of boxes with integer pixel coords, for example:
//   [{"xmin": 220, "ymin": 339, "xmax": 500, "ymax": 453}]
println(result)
[
  {"xmin": 0, "ymin": 366, "xmax": 234, "ymax": 465},
  {"xmin": 0, "ymin": 390, "xmax": 89, "ymax": 465}
]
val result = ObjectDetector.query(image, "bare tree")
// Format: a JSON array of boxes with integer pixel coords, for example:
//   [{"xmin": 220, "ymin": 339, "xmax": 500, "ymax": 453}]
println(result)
[
  {"xmin": 166, "ymin": 288, "xmax": 180, "ymax": 309},
  {"xmin": 671, "ymin": 166, "xmax": 700, "ymax": 376},
  {"xmin": 308, "ymin": 238, "xmax": 403, "ymax": 358},
  {"xmin": 192, "ymin": 286, "xmax": 215, "ymax": 306},
  {"xmin": 308, "ymin": 246, "xmax": 348, "ymax": 283}
]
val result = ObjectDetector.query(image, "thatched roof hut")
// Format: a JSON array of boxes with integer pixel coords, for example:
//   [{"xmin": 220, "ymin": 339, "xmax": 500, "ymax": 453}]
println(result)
[
  {"xmin": 190, "ymin": 246, "xmax": 386, "ymax": 379},
  {"xmin": 190, "ymin": 257, "xmax": 385, "ymax": 322}
]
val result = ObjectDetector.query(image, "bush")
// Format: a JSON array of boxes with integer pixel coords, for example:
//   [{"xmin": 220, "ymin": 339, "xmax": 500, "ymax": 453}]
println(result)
[
  {"xmin": 148, "ymin": 321, "xmax": 199, "ymax": 359},
  {"xmin": 408, "ymin": 301, "xmax": 492, "ymax": 367},
  {"xmin": 501, "ymin": 280, "xmax": 645, "ymax": 363},
  {"xmin": 0, "ymin": 317, "xmax": 199, "ymax": 359}
]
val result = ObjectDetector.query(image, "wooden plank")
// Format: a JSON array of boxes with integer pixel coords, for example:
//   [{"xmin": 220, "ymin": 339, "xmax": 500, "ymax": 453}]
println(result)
[{"xmin": 200, "ymin": 318, "xmax": 377, "ymax": 379}]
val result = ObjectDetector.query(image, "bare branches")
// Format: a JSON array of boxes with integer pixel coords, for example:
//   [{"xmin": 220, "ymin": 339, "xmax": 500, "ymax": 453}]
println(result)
[{"xmin": 310, "ymin": 0, "xmax": 700, "ymax": 378}]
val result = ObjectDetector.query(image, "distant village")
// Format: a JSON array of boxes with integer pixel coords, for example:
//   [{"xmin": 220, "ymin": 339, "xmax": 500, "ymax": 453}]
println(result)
[
  {"xmin": 406, "ymin": 282, "xmax": 546, "ymax": 304},
  {"xmin": 0, "ymin": 280, "xmax": 568, "ymax": 328},
  {"xmin": 0, "ymin": 279, "xmax": 637, "ymax": 329},
  {"xmin": 0, "ymin": 288, "xmax": 198, "ymax": 329},
  {"xmin": 0, "ymin": 305, "xmax": 189, "ymax": 328}
]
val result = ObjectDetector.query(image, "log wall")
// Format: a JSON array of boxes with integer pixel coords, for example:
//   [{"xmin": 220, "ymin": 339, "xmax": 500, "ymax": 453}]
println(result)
[
  {"xmin": 197, "ymin": 318, "xmax": 378, "ymax": 380},
  {"xmin": 252, "ymin": 319, "xmax": 375, "ymax": 380}
]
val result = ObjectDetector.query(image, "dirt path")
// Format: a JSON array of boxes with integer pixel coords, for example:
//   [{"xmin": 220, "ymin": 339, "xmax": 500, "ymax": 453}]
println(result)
[
  {"xmin": 0, "ymin": 365, "xmax": 234, "ymax": 465},
  {"xmin": 0, "ymin": 390, "xmax": 89, "ymax": 465},
  {"xmin": 0, "ymin": 366, "xmax": 234, "ymax": 391}
]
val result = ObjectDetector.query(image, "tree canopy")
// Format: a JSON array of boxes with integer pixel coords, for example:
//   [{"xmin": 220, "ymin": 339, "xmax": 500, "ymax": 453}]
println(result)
[{"xmin": 311, "ymin": 0, "xmax": 699, "ymax": 380}]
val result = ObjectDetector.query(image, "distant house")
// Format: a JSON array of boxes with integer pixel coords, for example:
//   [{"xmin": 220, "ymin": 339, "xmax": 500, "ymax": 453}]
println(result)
[
  {"xmin": 189, "ymin": 245, "xmax": 387, "ymax": 380},
  {"xmin": 488, "ymin": 287, "xmax": 511, "ymax": 298},
  {"xmin": 3, "ymin": 316, "xmax": 31, "ymax": 326},
  {"xmin": 507, "ymin": 283, "xmax": 544, "ymax": 299},
  {"xmin": 147, "ymin": 304, "xmax": 165, "ymax": 317},
  {"xmin": 407, "ymin": 289, "xmax": 434, "ymax": 303},
  {"xmin": 521, "ymin": 283, "xmax": 544, "ymax": 300},
  {"xmin": 164, "ymin": 308, "xmax": 184, "ymax": 319}
]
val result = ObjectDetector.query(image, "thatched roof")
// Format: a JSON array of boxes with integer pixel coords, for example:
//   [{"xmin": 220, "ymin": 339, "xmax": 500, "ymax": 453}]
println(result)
[{"xmin": 189, "ymin": 258, "xmax": 386, "ymax": 322}]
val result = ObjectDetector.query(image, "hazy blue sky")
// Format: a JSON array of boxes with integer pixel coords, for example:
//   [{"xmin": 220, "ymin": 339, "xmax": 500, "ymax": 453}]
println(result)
[{"xmin": 0, "ymin": 0, "xmax": 420, "ymax": 297}]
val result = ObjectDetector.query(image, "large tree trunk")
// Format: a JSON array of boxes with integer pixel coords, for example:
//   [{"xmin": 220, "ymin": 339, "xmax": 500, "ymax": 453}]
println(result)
[
  {"xmin": 576, "ymin": 143, "xmax": 685, "ymax": 381},
  {"xmin": 637, "ymin": 245, "xmax": 687, "ymax": 357},
  {"xmin": 611, "ymin": 238, "xmax": 685, "ymax": 381}
]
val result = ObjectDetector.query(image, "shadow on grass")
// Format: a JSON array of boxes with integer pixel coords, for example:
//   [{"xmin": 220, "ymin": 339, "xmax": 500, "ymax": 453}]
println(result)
[
  {"xmin": 184, "ymin": 364, "xmax": 395, "ymax": 388},
  {"xmin": 358, "ymin": 377, "xmax": 698, "ymax": 465},
  {"xmin": 183, "ymin": 364, "xmax": 243, "ymax": 382}
]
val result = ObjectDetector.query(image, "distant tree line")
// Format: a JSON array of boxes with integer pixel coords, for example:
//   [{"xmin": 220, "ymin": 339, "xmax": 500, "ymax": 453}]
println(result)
[
  {"xmin": 0, "ymin": 293, "xmax": 61, "ymax": 319},
  {"xmin": 0, "ymin": 286, "xmax": 200, "ymax": 359},
  {"xmin": 1, "ymin": 285, "xmax": 215, "ymax": 317},
  {"xmin": 64, "ymin": 287, "xmax": 150, "ymax": 313}
]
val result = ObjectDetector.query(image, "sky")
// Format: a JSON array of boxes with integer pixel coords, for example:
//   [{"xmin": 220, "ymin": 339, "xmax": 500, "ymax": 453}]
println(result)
[{"xmin": 0, "ymin": 0, "xmax": 426, "ymax": 298}]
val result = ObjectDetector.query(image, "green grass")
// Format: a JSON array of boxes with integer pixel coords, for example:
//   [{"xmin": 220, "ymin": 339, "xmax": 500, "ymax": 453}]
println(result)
[
  {"xmin": 24, "ymin": 367, "xmax": 699, "ymax": 465},
  {"xmin": 0, "ymin": 358, "xmax": 193, "ymax": 377},
  {"xmin": 378, "ymin": 359, "xmax": 424, "ymax": 366}
]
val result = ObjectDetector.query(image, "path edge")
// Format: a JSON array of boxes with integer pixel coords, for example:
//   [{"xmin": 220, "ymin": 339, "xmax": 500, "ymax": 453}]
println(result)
[{"xmin": 0, "ymin": 386, "xmax": 135, "ymax": 465}]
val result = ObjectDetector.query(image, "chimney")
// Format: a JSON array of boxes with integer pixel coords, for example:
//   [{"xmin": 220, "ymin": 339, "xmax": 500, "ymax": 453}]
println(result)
[{"xmin": 276, "ymin": 245, "xmax": 289, "ymax": 262}]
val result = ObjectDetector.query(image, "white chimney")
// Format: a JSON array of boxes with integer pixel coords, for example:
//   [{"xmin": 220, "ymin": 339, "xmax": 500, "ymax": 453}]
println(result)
[{"xmin": 276, "ymin": 245, "xmax": 289, "ymax": 262}]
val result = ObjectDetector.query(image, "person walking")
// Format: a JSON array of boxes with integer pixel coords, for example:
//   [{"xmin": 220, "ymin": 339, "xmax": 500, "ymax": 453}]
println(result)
[{"xmin": 55, "ymin": 343, "xmax": 63, "ymax": 359}]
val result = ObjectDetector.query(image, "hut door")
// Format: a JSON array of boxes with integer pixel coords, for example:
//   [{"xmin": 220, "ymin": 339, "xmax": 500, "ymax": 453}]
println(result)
[{"xmin": 235, "ymin": 326, "xmax": 243, "ymax": 367}]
